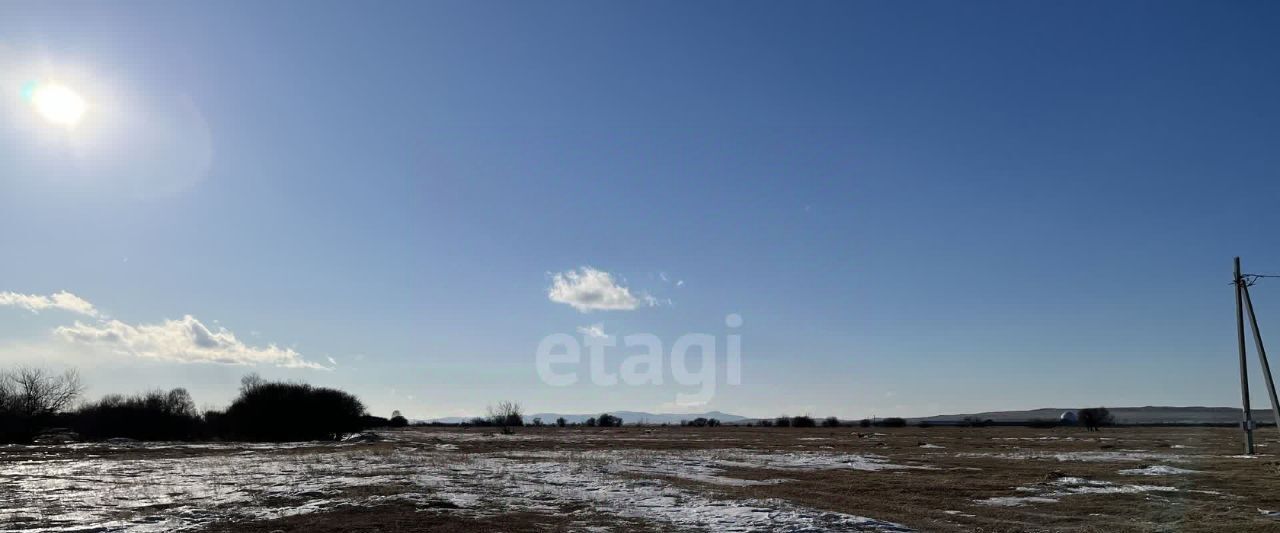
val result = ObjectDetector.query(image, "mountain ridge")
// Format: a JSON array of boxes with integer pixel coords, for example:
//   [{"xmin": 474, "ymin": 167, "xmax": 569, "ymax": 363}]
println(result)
[{"xmin": 423, "ymin": 410, "xmax": 745, "ymax": 425}]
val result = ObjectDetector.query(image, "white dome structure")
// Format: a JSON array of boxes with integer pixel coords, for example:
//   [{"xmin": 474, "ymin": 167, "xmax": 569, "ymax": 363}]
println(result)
[{"xmin": 1059, "ymin": 411, "xmax": 1078, "ymax": 425}]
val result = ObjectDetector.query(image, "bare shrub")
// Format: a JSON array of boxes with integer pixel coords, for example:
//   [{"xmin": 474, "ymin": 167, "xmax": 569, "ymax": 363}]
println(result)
[
  {"xmin": 75, "ymin": 389, "xmax": 201, "ymax": 441},
  {"xmin": 488, "ymin": 401, "xmax": 523, "ymax": 433}
]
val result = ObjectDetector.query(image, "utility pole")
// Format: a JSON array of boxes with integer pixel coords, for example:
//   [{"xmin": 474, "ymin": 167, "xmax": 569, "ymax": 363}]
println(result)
[
  {"xmin": 1236, "ymin": 257, "xmax": 1255, "ymax": 454},
  {"xmin": 1241, "ymin": 271, "xmax": 1280, "ymax": 437}
]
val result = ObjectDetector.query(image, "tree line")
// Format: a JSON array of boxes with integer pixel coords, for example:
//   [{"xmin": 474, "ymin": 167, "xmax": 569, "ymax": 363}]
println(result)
[{"xmin": 0, "ymin": 367, "xmax": 401, "ymax": 444}]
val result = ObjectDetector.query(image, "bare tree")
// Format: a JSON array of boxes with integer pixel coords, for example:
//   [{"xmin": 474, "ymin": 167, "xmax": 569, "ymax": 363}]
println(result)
[
  {"xmin": 487, "ymin": 401, "xmax": 523, "ymax": 433},
  {"xmin": 0, "ymin": 367, "xmax": 84, "ymax": 418},
  {"xmin": 1077, "ymin": 407, "xmax": 1114, "ymax": 431},
  {"xmin": 240, "ymin": 373, "xmax": 265, "ymax": 394}
]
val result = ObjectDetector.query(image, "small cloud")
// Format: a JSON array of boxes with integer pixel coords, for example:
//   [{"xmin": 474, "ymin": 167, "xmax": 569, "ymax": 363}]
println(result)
[
  {"xmin": 327, "ymin": 356, "xmax": 338, "ymax": 366},
  {"xmin": 0, "ymin": 290, "xmax": 100, "ymax": 317},
  {"xmin": 548, "ymin": 267, "xmax": 652, "ymax": 312},
  {"xmin": 676, "ymin": 280, "xmax": 684, "ymax": 287},
  {"xmin": 576, "ymin": 323, "xmax": 607, "ymax": 339},
  {"xmin": 659, "ymin": 272, "xmax": 670, "ymax": 282}
]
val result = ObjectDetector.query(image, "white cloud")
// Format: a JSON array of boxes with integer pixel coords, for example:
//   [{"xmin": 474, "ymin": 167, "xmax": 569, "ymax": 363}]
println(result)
[
  {"xmin": 0, "ymin": 290, "xmax": 327, "ymax": 370},
  {"xmin": 0, "ymin": 290, "xmax": 99, "ymax": 317},
  {"xmin": 548, "ymin": 267, "xmax": 651, "ymax": 312},
  {"xmin": 676, "ymin": 280, "xmax": 685, "ymax": 287},
  {"xmin": 576, "ymin": 323, "xmax": 607, "ymax": 339},
  {"xmin": 54, "ymin": 314, "xmax": 327, "ymax": 370}
]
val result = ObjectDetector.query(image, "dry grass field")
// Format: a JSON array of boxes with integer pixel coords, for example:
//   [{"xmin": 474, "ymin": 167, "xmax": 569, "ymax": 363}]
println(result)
[{"xmin": 3, "ymin": 426, "xmax": 1280, "ymax": 532}]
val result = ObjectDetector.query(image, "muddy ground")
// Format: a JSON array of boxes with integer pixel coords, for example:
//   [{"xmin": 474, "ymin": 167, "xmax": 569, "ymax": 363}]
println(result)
[{"xmin": 3, "ymin": 426, "xmax": 1279, "ymax": 532}]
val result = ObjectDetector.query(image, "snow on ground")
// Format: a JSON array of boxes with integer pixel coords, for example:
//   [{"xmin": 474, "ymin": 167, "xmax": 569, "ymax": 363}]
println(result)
[
  {"xmin": 0, "ymin": 443, "xmax": 914, "ymax": 532},
  {"xmin": 953, "ymin": 451, "xmax": 1187, "ymax": 463},
  {"xmin": 975, "ymin": 476, "xmax": 1181, "ymax": 507},
  {"xmin": 1118, "ymin": 465, "xmax": 1200, "ymax": 476}
]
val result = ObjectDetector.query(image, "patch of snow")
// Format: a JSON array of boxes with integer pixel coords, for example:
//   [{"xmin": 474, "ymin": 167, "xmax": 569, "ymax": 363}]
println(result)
[
  {"xmin": 977, "ymin": 496, "xmax": 1060, "ymax": 506},
  {"xmin": 0, "ymin": 443, "xmax": 913, "ymax": 532},
  {"xmin": 1118, "ymin": 465, "xmax": 1200, "ymax": 476},
  {"xmin": 977, "ymin": 476, "xmax": 1182, "ymax": 507},
  {"xmin": 956, "ymin": 451, "xmax": 1187, "ymax": 463}
]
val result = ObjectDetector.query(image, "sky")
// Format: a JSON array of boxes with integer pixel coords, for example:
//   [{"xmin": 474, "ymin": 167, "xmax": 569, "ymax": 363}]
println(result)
[{"xmin": 2, "ymin": 1, "xmax": 1279, "ymax": 420}]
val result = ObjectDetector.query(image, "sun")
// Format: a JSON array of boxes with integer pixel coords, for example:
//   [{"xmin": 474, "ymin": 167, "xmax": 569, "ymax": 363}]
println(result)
[{"xmin": 24, "ymin": 81, "xmax": 87, "ymax": 127}]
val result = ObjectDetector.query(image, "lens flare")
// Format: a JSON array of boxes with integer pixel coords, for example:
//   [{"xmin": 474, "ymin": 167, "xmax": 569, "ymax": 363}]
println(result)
[{"xmin": 25, "ymin": 81, "xmax": 87, "ymax": 127}]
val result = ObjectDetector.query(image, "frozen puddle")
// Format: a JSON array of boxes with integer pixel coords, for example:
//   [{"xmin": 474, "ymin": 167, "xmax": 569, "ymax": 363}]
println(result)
[{"xmin": 0, "ymin": 445, "xmax": 912, "ymax": 532}]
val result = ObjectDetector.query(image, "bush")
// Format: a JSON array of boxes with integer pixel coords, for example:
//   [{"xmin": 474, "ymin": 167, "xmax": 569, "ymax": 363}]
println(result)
[
  {"xmin": 74, "ymin": 389, "xmax": 201, "ymax": 441},
  {"xmin": 792, "ymin": 415, "xmax": 817, "ymax": 428},
  {"xmin": 203, "ymin": 409, "xmax": 229, "ymax": 438},
  {"xmin": 1027, "ymin": 418, "xmax": 1059, "ymax": 429},
  {"xmin": 859, "ymin": 418, "xmax": 871, "ymax": 428},
  {"xmin": 1078, "ymin": 407, "xmax": 1114, "ymax": 431},
  {"xmin": 488, "ymin": 401, "xmax": 524, "ymax": 430},
  {"xmin": 880, "ymin": 417, "xmax": 907, "ymax": 428},
  {"xmin": 223, "ymin": 377, "xmax": 366, "ymax": 441},
  {"xmin": 707, "ymin": 418, "xmax": 721, "ymax": 427},
  {"xmin": 821, "ymin": 416, "xmax": 840, "ymax": 428},
  {"xmin": 361, "ymin": 415, "xmax": 391, "ymax": 427},
  {"xmin": 774, "ymin": 416, "xmax": 792, "ymax": 427},
  {"xmin": 759, "ymin": 419, "xmax": 774, "ymax": 427},
  {"xmin": 556, "ymin": 417, "xmax": 567, "ymax": 427},
  {"xmin": 585, "ymin": 417, "xmax": 597, "ymax": 427},
  {"xmin": 387, "ymin": 410, "xmax": 408, "ymax": 428},
  {"xmin": 597, "ymin": 413, "xmax": 622, "ymax": 427}
]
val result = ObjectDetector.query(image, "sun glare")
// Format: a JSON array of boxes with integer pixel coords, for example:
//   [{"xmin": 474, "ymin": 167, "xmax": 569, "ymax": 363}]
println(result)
[{"xmin": 25, "ymin": 81, "xmax": 87, "ymax": 127}]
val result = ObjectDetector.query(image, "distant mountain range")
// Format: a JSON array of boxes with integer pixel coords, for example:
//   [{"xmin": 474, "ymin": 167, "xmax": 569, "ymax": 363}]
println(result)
[
  {"xmin": 423, "ymin": 410, "xmax": 747, "ymax": 425},
  {"xmin": 421, "ymin": 406, "xmax": 1272, "ymax": 426},
  {"xmin": 909, "ymin": 406, "xmax": 1275, "ymax": 425}
]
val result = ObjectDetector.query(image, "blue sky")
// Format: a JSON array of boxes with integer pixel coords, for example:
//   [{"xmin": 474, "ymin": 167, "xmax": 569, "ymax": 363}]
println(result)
[{"xmin": 2, "ymin": 1, "xmax": 1279, "ymax": 420}]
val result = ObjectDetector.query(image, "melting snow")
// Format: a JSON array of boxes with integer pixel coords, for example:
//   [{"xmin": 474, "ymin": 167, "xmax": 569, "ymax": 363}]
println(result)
[
  {"xmin": 956, "ymin": 451, "xmax": 1187, "ymax": 463},
  {"xmin": 1118, "ymin": 465, "xmax": 1200, "ymax": 476},
  {"xmin": 975, "ymin": 476, "xmax": 1180, "ymax": 506},
  {"xmin": 0, "ymin": 443, "xmax": 913, "ymax": 532}
]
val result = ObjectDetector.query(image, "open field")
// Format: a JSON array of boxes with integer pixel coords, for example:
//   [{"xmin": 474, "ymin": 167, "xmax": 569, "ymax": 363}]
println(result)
[{"xmin": 3, "ymin": 426, "xmax": 1280, "ymax": 532}]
